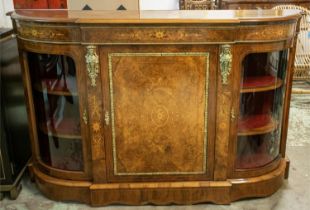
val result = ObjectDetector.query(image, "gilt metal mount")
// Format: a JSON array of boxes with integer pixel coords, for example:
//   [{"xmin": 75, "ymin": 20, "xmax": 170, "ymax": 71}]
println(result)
[
  {"xmin": 105, "ymin": 111, "xmax": 110, "ymax": 126},
  {"xmin": 82, "ymin": 109, "xmax": 88, "ymax": 125},
  {"xmin": 85, "ymin": 45, "xmax": 99, "ymax": 87},
  {"xmin": 220, "ymin": 44, "xmax": 232, "ymax": 85}
]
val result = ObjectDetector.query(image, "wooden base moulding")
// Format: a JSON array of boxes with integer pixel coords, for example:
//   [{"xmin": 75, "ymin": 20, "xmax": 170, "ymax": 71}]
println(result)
[{"xmin": 30, "ymin": 159, "xmax": 287, "ymax": 205}]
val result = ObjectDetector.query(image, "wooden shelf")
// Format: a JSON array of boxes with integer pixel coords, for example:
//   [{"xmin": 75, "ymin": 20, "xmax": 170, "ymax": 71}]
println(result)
[
  {"xmin": 236, "ymin": 153, "xmax": 274, "ymax": 169},
  {"xmin": 241, "ymin": 76, "xmax": 283, "ymax": 93},
  {"xmin": 238, "ymin": 114, "xmax": 277, "ymax": 136},
  {"xmin": 39, "ymin": 118, "xmax": 81, "ymax": 139},
  {"xmin": 33, "ymin": 77, "xmax": 78, "ymax": 96}
]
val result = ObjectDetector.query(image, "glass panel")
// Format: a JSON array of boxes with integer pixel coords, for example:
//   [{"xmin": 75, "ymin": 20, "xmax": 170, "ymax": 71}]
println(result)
[
  {"xmin": 27, "ymin": 52, "xmax": 83, "ymax": 171},
  {"xmin": 236, "ymin": 50, "xmax": 288, "ymax": 169}
]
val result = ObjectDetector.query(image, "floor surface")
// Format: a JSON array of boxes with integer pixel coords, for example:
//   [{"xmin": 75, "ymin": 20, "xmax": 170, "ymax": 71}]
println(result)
[{"xmin": 0, "ymin": 94, "xmax": 309, "ymax": 210}]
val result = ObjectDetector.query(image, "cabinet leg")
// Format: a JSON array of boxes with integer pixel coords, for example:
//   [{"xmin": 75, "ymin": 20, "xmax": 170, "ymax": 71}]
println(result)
[
  {"xmin": 0, "ymin": 192, "xmax": 4, "ymax": 200},
  {"xmin": 9, "ymin": 183, "xmax": 22, "ymax": 200},
  {"xmin": 285, "ymin": 157, "xmax": 290, "ymax": 179},
  {"xmin": 28, "ymin": 162, "xmax": 35, "ymax": 182},
  {"xmin": 28, "ymin": 169, "xmax": 35, "ymax": 182}
]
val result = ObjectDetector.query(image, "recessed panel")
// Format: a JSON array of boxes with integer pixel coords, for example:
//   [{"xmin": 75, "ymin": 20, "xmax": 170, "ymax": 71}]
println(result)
[{"xmin": 108, "ymin": 52, "xmax": 209, "ymax": 175}]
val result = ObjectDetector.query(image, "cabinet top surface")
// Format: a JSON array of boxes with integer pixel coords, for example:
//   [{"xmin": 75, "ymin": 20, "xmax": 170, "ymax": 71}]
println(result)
[
  {"xmin": 221, "ymin": 0, "xmax": 309, "ymax": 2},
  {"xmin": 11, "ymin": 9, "xmax": 301, "ymax": 24}
]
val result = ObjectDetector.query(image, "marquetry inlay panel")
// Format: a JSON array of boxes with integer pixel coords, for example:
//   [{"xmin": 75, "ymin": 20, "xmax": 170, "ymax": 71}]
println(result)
[
  {"xmin": 108, "ymin": 52, "xmax": 209, "ymax": 175},
  {"xmin": 15, "ymin": 21, "xmax": 81, "ymax": 42}
]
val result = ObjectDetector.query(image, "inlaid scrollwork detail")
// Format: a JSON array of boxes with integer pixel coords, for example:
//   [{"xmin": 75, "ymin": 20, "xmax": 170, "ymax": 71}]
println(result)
[
  {"xmin": 85, "ymin": 46, "xmax": 99, "ymax": 87},
  {"xmin": 153, "ymin": 31, "xmax": 166, "ymax": 39},
  {"xmin": 220, "ymin": 44, "xmax": 232, "ymax": 85},
  {"xmin": 18, "ymin": 27, "xmax": 64, "ymax": 39},
  {"xmin": 108, "ymin": 52, "xmax": 209, "ymax": 175},
  {"xmin": 180, "ymin": 0, "xmax": 213, "ymax": 10},
  {"xmin": 82, "ymin": 109, "xmax": 88, "ymax": 124},
  {"xmin": 89, "ymin": 95, "xmax": 103, "ymax": 144},
  {"xmin": 105, "ymin": 111, "xmax": 110, "ymax": 126}
]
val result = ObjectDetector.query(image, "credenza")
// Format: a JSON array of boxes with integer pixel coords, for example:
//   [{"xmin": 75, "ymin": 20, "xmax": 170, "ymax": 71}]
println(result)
[{"xmin": 11, "ymin": 9, "xmax": 301, "ymax": 205}]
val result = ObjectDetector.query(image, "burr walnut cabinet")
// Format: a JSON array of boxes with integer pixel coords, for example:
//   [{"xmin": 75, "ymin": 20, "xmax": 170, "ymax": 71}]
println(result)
[{"xmin": 11, "ymin": 9, "xmax": 301, "ymax": 205}]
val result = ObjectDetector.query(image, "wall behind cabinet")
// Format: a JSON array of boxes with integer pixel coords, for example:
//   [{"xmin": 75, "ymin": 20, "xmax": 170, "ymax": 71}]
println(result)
[{"xmin": 0, "ymin": 0, "xmax": 13, "ymax": 27}]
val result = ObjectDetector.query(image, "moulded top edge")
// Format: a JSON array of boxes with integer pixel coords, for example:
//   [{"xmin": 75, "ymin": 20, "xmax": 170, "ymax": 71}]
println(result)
[{"xmin": 11, "ymin": 9, "xmax": 301, "ymax": 25}]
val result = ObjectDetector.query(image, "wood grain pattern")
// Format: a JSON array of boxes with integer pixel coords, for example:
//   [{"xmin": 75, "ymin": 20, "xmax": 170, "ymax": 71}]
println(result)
[
  {"xmin": 16, "ymin": 21, "xmax": 81, "ymax": 43},
  {"xmin": 81, "ymin": 26, "xmax": 235, "ymax": 44},
  {"xmin": 14, "ymin": 21, "xmax": 297, "ymax": 44},
  {"xmin": 11, "ymin": 10, "xmax": 301, "ymax": 23},
  {"xmin": 213, "ymin": 44, "xmax": 234, "ymax": 181},
  {"xmin": 109, "ymin": 52, "xmax": 209, "ymax": 175},
  {"xmin": 237, "ymin": 23, "xmax": 296, "ymax": 42},
  {"xmin": 99, "ymin": 45, "xmax": 217, "ymax": 183},
  {"xmin": 98, "ymin": 45, "xmax": 217, "ymax": 182},
  {"xmin": 220, "ymin": 0, "xmax": 310, "ymax": 9},
  {"xmin": 30, "ymin": 158, "xmax": 288, "ymax": 205},
  {"xmin": 11, "ymin": 10, "xmax": 300, "ymax": 205},
  {"xmin": 230, "ymin": 159, "xmax": 286, "ymax": 201},
  {"xmin": 83, "ymin": 45, "xmax": 107, "ymax": 183}
]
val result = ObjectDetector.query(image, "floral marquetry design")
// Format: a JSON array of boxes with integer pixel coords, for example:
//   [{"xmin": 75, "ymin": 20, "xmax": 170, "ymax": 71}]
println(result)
[
  {"xmin": 152, "ymin": 31, "xmax": 167, "ymax": 39},
  {"xmin": 87, "ymin": 95, "xmax": 104, "ymax": 145},
  {"xmin": 108, "ymin": 52, "xmax": 209, "ymax": 176},
  {"xmin": 18, "ymin": 27, "xmax": 65, "ymax": 39},
  {"xmin": 92, "ymin": 122, "xmax": 101, "ymax": 133}
]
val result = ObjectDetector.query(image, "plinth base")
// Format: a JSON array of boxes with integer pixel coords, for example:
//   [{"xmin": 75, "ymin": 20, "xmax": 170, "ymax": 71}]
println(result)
[{"xmin": 29, "ymin": 159, "xmax": 288, "ymax": 206}]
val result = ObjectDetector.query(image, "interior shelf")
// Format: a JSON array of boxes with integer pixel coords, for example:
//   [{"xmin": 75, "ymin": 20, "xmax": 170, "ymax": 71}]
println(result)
[
  {"xmin": 241, "ymin": 75, "xmax": 283, "ymax": 93},
  {"xmin": 39, "ymin": 118, "xmax": 81, "ymax": 139},
  {"xmin": 238, "ymin": 114, "xmax": 277, "ymax": 136},
  {"xmin": 236, "ymin": 153, "xmax": 274, "ymax": 169},
  {"xmin": 33, "ymin": 77, "xmax": 78, "ymax": 96}
]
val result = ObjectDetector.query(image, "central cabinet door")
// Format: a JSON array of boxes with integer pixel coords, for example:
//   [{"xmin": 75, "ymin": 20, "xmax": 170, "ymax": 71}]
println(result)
[{"xmin": 100, "ymin": 45, "xmax": 216, "ymax": 182}]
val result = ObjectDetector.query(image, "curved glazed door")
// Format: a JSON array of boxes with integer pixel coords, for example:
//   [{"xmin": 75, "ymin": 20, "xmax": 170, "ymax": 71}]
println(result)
[
  {"xmin": 230, "ymin": 43, "xmax": 292, "ymax": 178},
  {"xmin": 100, "ymin": 45, "xmax": 217, "ymax": 182},
  {"xmin": 236, "ymin": 50, "xmax": 289, "ymax": 169},
  {"xmin": 20, "ymin": 43, "xmax": 91, "ymax": 180}
]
